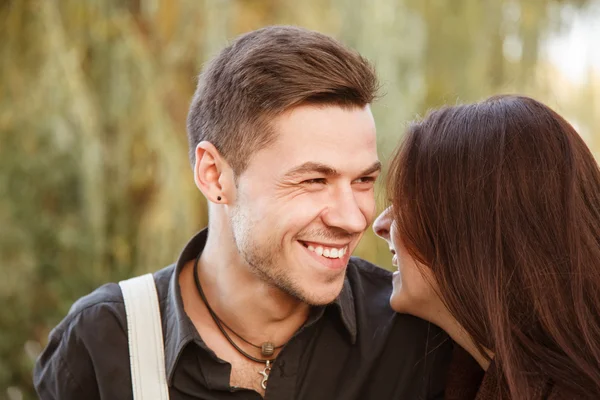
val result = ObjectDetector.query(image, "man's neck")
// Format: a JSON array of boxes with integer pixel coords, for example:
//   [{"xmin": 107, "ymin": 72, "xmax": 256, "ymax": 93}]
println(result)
[{"xmin": 183, "ymin": 227, "xmax": 311, "ymax": 348}]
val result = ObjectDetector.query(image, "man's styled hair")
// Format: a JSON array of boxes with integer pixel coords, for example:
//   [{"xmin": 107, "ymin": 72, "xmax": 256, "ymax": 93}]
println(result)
[{"xmin": 186, "ymin": 25, "xmax": 379, "ymax": 174}]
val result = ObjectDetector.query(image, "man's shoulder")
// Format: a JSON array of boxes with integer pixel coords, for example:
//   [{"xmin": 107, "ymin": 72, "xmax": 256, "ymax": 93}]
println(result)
[
  {"xmin": 68, "ymin": 282, "xmax": 123, "ymax": 318},
  {"xmin": 345, "ymin": 258, "xmax": 452, "ymax": 397},
  {"xmin": 344, "ymin": 256, "xmax": 394, "ymax": 322},
  {"xmin": 57, "ymin": 264, "xmax": 176, "ymax": 337},
  {"xmin": 34, "ymin": 264, "xmax": 177, "ymax": 398},
  {"xmin": 348, "ymin": 256, "xmax": 393, "ymax": 279},
  {"xmin": 345, "ymin": 256, "xmax": 440, "ymax": 333},
  {"xmin": 346, "ymin": 256, "xmax": 393, "ymax": 293}
]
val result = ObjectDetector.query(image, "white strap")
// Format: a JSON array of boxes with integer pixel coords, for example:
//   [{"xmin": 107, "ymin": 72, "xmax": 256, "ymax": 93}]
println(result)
[{"xmin": 119, "ymin": 274, "xmax": 170, "ymax": 400}]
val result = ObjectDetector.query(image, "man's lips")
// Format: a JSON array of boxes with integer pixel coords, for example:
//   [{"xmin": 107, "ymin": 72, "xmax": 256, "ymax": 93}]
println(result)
[
  {"xmin": 298, "ymin": 240, "xmax": 350, "ymax": 259},
  {"xmin": 298, "ymin": 240, "xmax": 350, "ymax": 270}
]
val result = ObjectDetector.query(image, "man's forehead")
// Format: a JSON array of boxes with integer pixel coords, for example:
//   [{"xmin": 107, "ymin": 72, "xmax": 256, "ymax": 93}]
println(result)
[
  {"xmin": 240, "ymin": 104, "xmax": 378, "ymax": 179},
  {"xmin": 268, "ymin": 105, "xmax": 376, "ymax": 152},
  {"xmin": 271, "ymin": 104, "xmax": 376, "ymax": 142}
]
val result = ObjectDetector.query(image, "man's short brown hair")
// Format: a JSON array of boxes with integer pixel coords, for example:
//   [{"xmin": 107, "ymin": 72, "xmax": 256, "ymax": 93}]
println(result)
[{"xmin": 186, "ymin": 25, "xmax": 379, "ymax": 174}]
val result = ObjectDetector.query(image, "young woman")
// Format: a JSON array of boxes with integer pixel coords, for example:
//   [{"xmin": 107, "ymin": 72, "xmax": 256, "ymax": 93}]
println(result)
[{"xmin": 374, "ymin": 95, "xmax": 600, "ymax": 399}]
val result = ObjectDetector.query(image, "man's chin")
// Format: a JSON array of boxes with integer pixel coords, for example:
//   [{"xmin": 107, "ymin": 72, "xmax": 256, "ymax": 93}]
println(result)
[
  {"xmin": 303, "ymin": 296, "xmax": 338, "ymax": 307},
  {"xmin": 257, "ymin": 256, "xmax": 347, "ymax": 305},
  {"xmin": 293, "ymin": 279, "xmax": 347, "ymax": 306}
]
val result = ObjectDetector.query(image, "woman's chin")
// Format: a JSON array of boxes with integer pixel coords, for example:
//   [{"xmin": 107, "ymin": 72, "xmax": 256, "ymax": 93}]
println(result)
[
  {"xmin": 389, "ymin": 266, "xmax": 446, "ymax": 325},
  {"xmin": 389, "ymin": 285, "xmax": 429, "ymax": 318},
  {"xmin": 390, "ymin": 283, "xmax": 409, "ymax": 313}
]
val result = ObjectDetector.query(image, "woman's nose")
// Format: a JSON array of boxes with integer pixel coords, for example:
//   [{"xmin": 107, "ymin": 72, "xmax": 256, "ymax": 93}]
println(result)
[{"xmin": 373, "ymin": 207, "xmax": 392, "ymax": 241}]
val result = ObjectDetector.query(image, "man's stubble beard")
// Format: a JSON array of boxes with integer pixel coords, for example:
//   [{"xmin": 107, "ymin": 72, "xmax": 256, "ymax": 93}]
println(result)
[{"xmin": 229, "ymin": 203, "xmax": 324, "ymax": 305}]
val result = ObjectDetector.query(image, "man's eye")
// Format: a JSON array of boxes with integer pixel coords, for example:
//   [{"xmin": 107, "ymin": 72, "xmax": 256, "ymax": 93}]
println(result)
[
  {"xmin": 302, "ymin": 178, "xmax": 327, "ymax": 185},
  {"xmin": 354, "ymin": 176, "xmax": 377, "ymax": 184}
]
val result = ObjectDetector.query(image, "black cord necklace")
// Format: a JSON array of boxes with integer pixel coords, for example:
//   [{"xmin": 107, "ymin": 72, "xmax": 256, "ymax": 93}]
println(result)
[{"xmin": 192, "ymin": 252, "xmax": 283, "ymax": 390}]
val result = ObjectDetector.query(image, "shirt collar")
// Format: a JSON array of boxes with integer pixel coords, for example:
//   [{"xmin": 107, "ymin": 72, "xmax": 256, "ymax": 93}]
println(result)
[{"xmin": 163, "ymin": 228, "xmax": 357, "ymax": 384}]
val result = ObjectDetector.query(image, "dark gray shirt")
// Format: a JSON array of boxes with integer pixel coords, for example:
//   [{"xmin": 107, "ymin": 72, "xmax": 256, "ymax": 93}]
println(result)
[{"xmin": 34, "ymin": 229, "xmax": 452, "ymax": 399}]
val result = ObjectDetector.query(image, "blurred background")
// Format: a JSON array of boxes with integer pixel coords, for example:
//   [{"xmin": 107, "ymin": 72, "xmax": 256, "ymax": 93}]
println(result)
[{"xmin": 1, "ymin": 0, "xmax": 599, "ymax": 398}]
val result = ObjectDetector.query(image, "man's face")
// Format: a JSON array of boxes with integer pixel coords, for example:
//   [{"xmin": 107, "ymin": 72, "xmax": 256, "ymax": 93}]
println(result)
[{"xmin": 229, "ymin": 104, "xmax": 379, "ymax": 305}]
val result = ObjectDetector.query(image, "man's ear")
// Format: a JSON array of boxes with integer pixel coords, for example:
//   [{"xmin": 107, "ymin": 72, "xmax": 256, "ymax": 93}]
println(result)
[{"xmin": 194, "ymin": 141, "xmax": 235, "ymax": 204}]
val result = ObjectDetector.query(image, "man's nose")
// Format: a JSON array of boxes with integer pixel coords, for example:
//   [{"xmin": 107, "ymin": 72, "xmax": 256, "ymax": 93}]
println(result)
[
  {"xmin": 373, "ymin": 207, "xmax": 392, "ymax": 241},
  {"xmin": 322, "ymin": 189, "xmax": 369, "ymax": 234}
]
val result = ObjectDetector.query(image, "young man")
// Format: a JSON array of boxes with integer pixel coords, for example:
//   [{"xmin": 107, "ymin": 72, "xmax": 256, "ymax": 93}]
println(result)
[{"xmin": 34, "ymin": 26, "xmax": 451, "ymax": 399}]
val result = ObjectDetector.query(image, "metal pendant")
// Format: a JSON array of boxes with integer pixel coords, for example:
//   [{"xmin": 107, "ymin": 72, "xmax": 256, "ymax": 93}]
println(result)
[
  {"xmin": 259, "ymin": 360, "xmax": 272, "ymax": 390},
  {"xmin": 261, "ymin": 342, "xmax": 275, "ymax": 357}
]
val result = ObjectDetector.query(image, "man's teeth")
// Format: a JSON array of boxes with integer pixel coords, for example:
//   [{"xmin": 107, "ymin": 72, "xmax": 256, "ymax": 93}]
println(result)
[{"xmin": 307, "ymin": 244, "xmax": 347, "ymax": 259}]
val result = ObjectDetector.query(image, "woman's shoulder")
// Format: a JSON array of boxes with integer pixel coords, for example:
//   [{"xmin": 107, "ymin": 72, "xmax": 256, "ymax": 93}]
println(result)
[
  {"xmin": 546, "ymin": 382, "xmax": 595, "ymax": 400},
  {"xmin": 444, "ymin": 346, "xmax": 485, "ymax": 400},
  {"xmin": 444, "ymin": 346, "xmax": 593, "ymax": 400}
]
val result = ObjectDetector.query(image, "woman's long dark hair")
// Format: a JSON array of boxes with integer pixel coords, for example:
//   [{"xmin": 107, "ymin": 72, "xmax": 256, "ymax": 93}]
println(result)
[{"xmin": 387, "ymin": 95, "xmax": 600, "ymax": 398}]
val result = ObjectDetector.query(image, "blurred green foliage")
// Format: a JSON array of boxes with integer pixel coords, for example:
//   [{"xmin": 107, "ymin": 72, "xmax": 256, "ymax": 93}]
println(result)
[{"xmin": 1, "ymin": 0, "xmax": 598, "ymax": 398}]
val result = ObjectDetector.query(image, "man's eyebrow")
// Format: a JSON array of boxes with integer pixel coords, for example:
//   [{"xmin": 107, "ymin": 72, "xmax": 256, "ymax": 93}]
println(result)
[
  {"xmin": 282, "ymin": 160, "xmax": 382, "ymax": 179},
  {"xmin": 361, "ymin": 161, "xmax": 382, "ymax": 176},
  {"xmin": 283, "ymin": 162, "xmax": 340, "ymax": 179}
]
